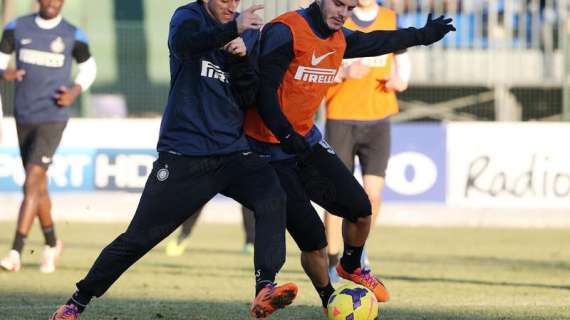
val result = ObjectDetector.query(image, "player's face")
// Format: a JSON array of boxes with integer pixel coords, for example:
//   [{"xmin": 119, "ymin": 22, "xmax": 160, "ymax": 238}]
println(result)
[
  {"xmin": 319, "ymin": 0, "xmax": 357, "ymax": 30},
  {"xmin": 205, "ymin": 0, "xmax": 240, "ymax": 24},
  {"xmin": 38, "ymin": 0, "xmax": 64, "ymax": 20}
]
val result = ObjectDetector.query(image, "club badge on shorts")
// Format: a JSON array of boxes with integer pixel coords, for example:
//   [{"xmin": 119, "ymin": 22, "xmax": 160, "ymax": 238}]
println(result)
[{"xmin": 157, "ymin": 164, "xmax": 169, "ymax": 182}]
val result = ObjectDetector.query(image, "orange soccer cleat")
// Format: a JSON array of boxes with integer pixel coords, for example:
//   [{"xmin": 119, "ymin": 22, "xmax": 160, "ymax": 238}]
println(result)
[
  {"xmin": 336, "ymin": 264, "xmax": 390, "ymax": 302},
  {"xmin": 249, "ymin": 282, "xmax": 298, "ymax": 319},
  {"xmin": 49, "ymin": 304, "xmax": 81, "ymax": 320}
]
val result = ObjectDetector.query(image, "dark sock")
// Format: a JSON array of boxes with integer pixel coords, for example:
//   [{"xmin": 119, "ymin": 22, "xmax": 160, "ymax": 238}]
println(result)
[
  {"xmin": 255, "ymin": 280, "xmax": 273, "ymax": 295},
  {"xmin": 11, "ymin": 231, "xmax": 27, "ymax": 254},
  {"xmin": 42, "ymin": 225, "xmax": 57, "ymax": 247},
  {"xmin": 66, "ymin": 291, "xmax": 92, "ymax": 313},
  {"xmin": 328, "ymin": 254, "xmax": 339, "ymax": 268},
  {"xmin": 316, "ymin": 282, "xmax": 335, "ymax": 308},
  {"xmin": 340, "ymin": 243, "xmax": 364, "ymax": 273}
]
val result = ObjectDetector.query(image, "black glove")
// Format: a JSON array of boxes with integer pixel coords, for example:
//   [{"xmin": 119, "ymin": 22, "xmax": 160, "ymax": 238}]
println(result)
[
  {"xmin": 419, "ymin": 13, "xmax": 456, "ymax": 46},
  {"xmin": 279, "ymin": 130, "xmax": 310, "ymax": 155}
]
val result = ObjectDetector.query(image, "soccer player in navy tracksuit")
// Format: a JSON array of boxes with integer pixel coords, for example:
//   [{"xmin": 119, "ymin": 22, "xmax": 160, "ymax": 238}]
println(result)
[
  {"xmin": 50, "ymin": 1, "xmax": 297, "ymax": 319},
  {"xmin": 0, "ymin": 0, "xmax": 96, "ymax": 274}
]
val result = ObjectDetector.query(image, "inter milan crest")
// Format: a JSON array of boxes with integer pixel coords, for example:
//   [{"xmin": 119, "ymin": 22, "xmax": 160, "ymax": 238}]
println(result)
[
  {"xmin": 157, "ymin": 164, "xmax": 169, "ymax": 182},
  {"xmin": 50, "ymin": 37, "xmax": 65, "ymax": 53}
]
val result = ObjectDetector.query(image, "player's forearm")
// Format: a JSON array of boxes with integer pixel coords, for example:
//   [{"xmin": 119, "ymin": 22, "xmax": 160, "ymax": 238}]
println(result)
[
  {"xmin": 170, "ymin": 20, "xmax": 238, "ymax": 58},
  {"xmin": 257, "ymin": 84, "xmax": 295, "ymax": 139},
  {"xmin": 257, "ymin": 35, "xmax": 295, "ymax": 139},
  {"xmin": 228, "ymin": 55, "xmax": 258, "ymax": 107},
  {"xmin": 344, "ymin": 28, "xmax": 425, "ymax": 59}
]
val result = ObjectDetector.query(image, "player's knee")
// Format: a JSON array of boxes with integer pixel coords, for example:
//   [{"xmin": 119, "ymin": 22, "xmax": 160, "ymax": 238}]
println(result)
[
  {"xmin": 302, "ymin": 248, "xmax": 327, "ymax": 260},
  {"xmin": 347, "ymin": 194, "xmax": 372, "ymax": 222},
  {"xmin": 298, "ymin": 236, "xmax": 327, "ymax": 252},
  {"xmin": 295, "ymin": 227, "xmax": 327, "ymax": 252},
  {"xmin": 252, "ymin": 193, "xmax": 287, "ymax": 217}
]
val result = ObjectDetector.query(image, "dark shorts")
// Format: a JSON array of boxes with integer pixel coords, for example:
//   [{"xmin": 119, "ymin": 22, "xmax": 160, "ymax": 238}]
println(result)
[
  {"xmin": 16, "ymin": 122, "xmax": 67, "ymax": 169},
  {"xmin": 325, "ymin": 120, "xmax": 391, "ymax": 177},
  {"xmin": 272, "ymin": 143, "xmax": 372, "ymax": 252}
]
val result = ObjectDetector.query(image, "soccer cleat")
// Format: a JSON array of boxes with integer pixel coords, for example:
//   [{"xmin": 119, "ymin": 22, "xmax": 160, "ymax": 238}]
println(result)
[
  {"xmin": 49, "ymin": 304, "xmax": 81, "ymax": 320},
  {"xmin": 40, "ymin": 240, "xmax": 64, "ymax": 274},
  {"xmin": 250, "ymin": 282, "xmax": 298, "ymax": 319},
  {"xmin": 165, "ymin": 238, "xmax": 189, "ymax": 257},
  {"xmin": 0, "ymin": 250, "xmax": 21, "ymax": 272},
  {"xmin": 336, "ymin": 264, "xmax": 389, "ymax": 302}
]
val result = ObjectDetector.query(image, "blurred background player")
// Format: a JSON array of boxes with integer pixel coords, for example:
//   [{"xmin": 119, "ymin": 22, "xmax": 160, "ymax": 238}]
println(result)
[
  {"xmin": 50, "ymin": 1, "xmax": 298, "ymax": 319},
  {"xmin": 165, "ymin": 206, "xmax": 256, "ymax": 256},
  {"xmin": 324, "ymin": 0, "xmax": 410, "ymax": 282},
  {"xmin": 0, "ymin": 0, "xmax": 96, "ymax": 273}
]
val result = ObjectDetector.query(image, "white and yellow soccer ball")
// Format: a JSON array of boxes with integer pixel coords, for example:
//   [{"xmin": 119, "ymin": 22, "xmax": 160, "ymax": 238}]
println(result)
[{"xmin": 327, "ymin": 283, "xmax": 379, "ymax": 320}]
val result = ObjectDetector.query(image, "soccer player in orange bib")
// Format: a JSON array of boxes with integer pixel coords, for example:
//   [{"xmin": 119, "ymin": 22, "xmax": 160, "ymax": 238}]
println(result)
[
  {"xmin": 244, "ymin": 0, "xmax": 453, "ymax": 312},
  {"xmin": 324, "ymin": 0, "xmax": 411, "ymax": 281}
]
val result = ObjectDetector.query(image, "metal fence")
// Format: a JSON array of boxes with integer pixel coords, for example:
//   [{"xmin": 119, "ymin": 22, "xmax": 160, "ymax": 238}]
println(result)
[{"xmin": 0, "ymin": 0, "xmax": 568, "ymax": 121}]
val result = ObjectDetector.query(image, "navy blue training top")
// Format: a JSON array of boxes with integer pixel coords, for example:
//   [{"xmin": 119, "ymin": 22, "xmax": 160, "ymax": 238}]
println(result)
[
  {"xmin": 0, "ymin": 14, "xmax": 91, "ymax": 124},
  {"xmin": 157, "ymin": 2, "xmax": 260, "ymax": 156}
]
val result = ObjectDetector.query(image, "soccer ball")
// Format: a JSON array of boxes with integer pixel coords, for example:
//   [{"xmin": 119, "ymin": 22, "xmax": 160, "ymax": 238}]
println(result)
[{"xmin": 327, "ymin": 283, "xmax": 379, "ymax": 320}]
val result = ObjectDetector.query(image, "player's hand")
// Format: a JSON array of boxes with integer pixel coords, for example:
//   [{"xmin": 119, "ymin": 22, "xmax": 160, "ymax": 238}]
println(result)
[
  {"xmin": 343, "ymin": 60, "xmax": 369, "ymax": 79},
  {"xmin": 2, "ymin": 69, "xmax": 26, "ymax": 82},
  {"xmin": 54, "ymin": 85, "xmax": 81, "ymax": 108},
  {"xmin": 280, "ymin": 130, "xmax": 310, "ymax": 155},
  {"xmin": 236, "ymin": 4, "xmax": 264, "ymax": 34},
  {"xmin": 224, "ymin": 37, "xmax": 247, "ymax": 57},
  {"xmin": 420, "ymin": 13, "xmax": 456, "ymax": 46},
  {"xmin": 385, "ymin": 76, "xmax": 408, "ymax": 92}
]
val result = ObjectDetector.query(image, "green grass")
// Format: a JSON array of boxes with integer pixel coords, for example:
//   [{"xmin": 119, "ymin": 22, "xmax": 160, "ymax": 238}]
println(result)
[{"xmin": 1, "ymin": 222, "xmax": 569, "ymax": 320}]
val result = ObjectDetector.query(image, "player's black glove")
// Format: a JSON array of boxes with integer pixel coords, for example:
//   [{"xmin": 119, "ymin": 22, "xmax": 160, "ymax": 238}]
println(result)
[
  {"xmin": 279, "ymin": 129, "xmax": 310, "ymax": 155},
  {"xmin": 419, "ymin": 13, "xmax": 456, "ymax": 46}
]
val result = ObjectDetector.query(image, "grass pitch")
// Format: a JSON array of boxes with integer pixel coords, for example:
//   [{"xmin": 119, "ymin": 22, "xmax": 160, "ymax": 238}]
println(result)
[{"xmin": 0, "ymin": 222, "xmax": 569, "ymax": 320}]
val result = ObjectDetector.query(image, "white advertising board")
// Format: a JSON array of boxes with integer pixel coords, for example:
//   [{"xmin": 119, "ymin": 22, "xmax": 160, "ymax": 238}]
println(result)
[{"xmin": 448, "ymin": 123, "xmax": 570, "ymax": 208}]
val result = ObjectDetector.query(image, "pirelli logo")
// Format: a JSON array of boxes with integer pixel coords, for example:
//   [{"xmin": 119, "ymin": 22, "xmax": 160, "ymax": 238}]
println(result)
[
  {"xmin": 294, "ymin": 66, "xmax": 337, "ymax": 84},
  {"xmin": 19, "ymin": 48, "xmax": 65, "ymax": 68},
  {"xmin": 201, "ymin": 60, "xmax": 229, "ymax": 83}
]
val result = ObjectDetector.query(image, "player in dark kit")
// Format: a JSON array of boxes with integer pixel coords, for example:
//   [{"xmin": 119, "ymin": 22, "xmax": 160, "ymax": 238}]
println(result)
[
  {"xmin": 243, "ymin": 0, "xmax": 454, "ymax": 313},
  {"xmin": 50, "ymin": 1, "xmax": 297, "ymax": 320},
  {"xmin": 0, "ymin": 0, "xmax": 96, "ymax": 274}
]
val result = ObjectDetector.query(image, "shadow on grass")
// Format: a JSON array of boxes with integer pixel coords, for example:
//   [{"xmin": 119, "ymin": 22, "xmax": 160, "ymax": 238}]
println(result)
[
  {"xmin": 383, "ymin": 274, "xmax": 570, "ymax": 291},
  {"xmin": 0, "ymin": 292, "xmax": 564, "ymax": 320},
  {"xmin": 377, "ymin": 254, "xmax": 570, "ymax": 272}
]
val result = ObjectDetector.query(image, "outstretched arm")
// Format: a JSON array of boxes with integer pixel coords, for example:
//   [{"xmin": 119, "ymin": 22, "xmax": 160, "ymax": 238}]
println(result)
[{"xmin": 344, "ymin": 14, "xmax": 455, "ymax": 59}]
